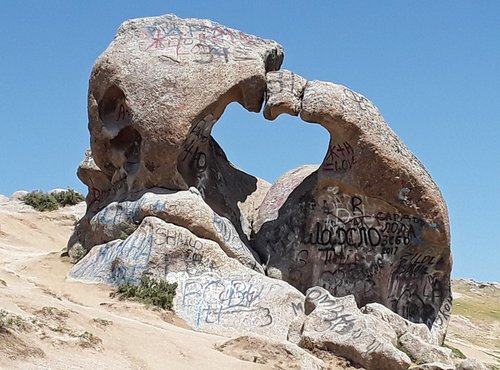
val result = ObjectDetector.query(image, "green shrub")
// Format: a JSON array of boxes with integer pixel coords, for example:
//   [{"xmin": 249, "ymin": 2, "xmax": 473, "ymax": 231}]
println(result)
[
  {"xmin": 111, "ymin": 275, "xmax": 177, "ymax": 310},
  {"xmin": 22, "ymin": 189, "xmax": 85, "ymax": 212},
  {"xmin": 53, "ymin": 189, "xmax": 85, "ymax": 206},
  {"xmin": 22, "ymin": 191, "xmax": 59, "ymax": 212},
  {"xmin": 0, "ymin": 309, "xmax": 30, "ymax": 331}
]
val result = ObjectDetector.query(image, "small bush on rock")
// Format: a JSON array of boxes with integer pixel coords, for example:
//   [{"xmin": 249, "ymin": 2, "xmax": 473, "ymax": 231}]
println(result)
[
  {"xmin": 22, "ymin": 191, "xmax": 59, "ymax": 212},
  {"xmin": 52, "ymin": 189, "xmax": 85, "ymax": 206},
  {"xmin": 22, "ymin": 189, "xmax": 85, "ymax": 212},
  {"xmin": 111, "ymin": 275, "xmax": 177, "ymax": 310}
]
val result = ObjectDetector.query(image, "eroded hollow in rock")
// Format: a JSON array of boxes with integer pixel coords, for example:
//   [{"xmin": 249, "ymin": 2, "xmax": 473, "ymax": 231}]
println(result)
[
  {"xmin": 68, "ymin": 14, "xmax": 452, "ymax": 347},
  {"xmin": 98, "ymin": 85, "xmax": 131, "ymax": 127},
  {"xmin": 109, "ymin": 126, "xmax": 142, "ymax": 177}
]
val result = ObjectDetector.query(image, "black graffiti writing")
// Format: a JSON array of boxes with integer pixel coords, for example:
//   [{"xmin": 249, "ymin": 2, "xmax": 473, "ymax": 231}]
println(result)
[
  {"xmin": 304, "ymin": 222, "xmax": 382, "ymax": 248},
  {"xmin": 117, "ymin": 103, "xmax": 131, "ymax": 122},
  {"xmin": 179, "ymin": 114, "xmax": 215, "ymax": 172},
  {"xmin": 307, "ymin": 288, "xmax": 355, "ymax": 334},
  {"xmin": 376, "ymin": 212, "xmax": 425, "ymax": 226},
  {"xmin": 320, "ymin": 248, "xmax": 362, "ymax": 265},
  {"xmin": 394, "ymin": 252, "xmax": 436, "ymax": 276},
  {"xmin": 321, "ymin": 268, "xmax": 377, "ymax": 296}
]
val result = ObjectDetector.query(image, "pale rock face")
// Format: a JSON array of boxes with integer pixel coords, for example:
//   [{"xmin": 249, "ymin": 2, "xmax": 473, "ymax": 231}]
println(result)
[
  {"xmin": 399, "ymin": 332, "xmax": 453, "ymax": 365},
  {"xmin": 69, "ymin": 13, "xmax": 453, "ymax": 358},
  {"xmin": 362, "ymin": 302, "xmax": 433, "ymax": 344},
  {"xmin": 299, "ymin": 287, "xmax": 411, "ymax": 370},
  {"xmin": 456, "ymin": 359, "xmax": 487, "ymax": 370},
  {"xmin": 69, "ymin": 216, "xmax": 304, "ymax": 341},
  {"xmin": 48, "ymin": 188, "xmax": 67, "ymax": 195},
  {"xmin": 71, "ymin": 189, "xmax": 263, "ymax": 272}
]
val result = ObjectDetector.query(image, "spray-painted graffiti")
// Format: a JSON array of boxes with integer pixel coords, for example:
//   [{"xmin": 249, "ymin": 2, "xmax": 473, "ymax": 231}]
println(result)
[
  {"xmin": 213, "ymin": 212, "xmax": 245, "ymax": 251},
  {"xmin": 179, "ymin": 113, "xmax": 217, "ymax": 172},
  {"xmin": 323, "ymin": 141, "xmax": 356, "ymax": 172},
  {"xmin": 140, "ymin": 21, "xmax": 263, "ymax": 63},
  {"xmin": 301, "ymin": 195, "xmax": 421, "ymax": 252},
  {"xmin": 393, "ymin": 252, "xmax": 437, "ymax": 276},
  {"xmin": 306, "ymin": 287, "xmax": 388, "ymax": 355},
  {"xmin": 307, "ymin": 287, "xmax": 355, "ymax": 334},
  {"xmin": 70, "ymin": 230, "xmax": 153, "ymax": 285},
  {"xmin": 259, "ymin": 184, "xmax": 438, "ymax": 312},
  {"xmin": 181, "ymin": 274, "xmax": 276, "ymax": 328}
]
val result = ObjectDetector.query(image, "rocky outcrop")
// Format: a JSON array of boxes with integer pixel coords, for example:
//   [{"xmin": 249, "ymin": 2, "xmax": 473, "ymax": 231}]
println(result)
[
  {"xmin": 362, "ymin": 303, "xmax": 433, "ymax": 344},
  {"xmin": 68, "ymin": 13, "xmax": 456, "ymax": 369},
  {"xmin": 74, "ymin": 14, "xmax": 281, "ymax": 255},
  {"xmin": 456, "ymin": 359, "xmax": 487, "ymax": 370},
  {"xmin": 299, "ymin": 287, "xmax": 411, "ymax": 370},
  {"xmin": 399, "ymin": 332, "xmax": 453, "ymax": 365},
  {"xmin": 254, "ymin": 70, "xmax": 452, "ymax": 343},
  {"xmin": 69, "ymin": 203, "xmax": 304, "ymax": 340}
]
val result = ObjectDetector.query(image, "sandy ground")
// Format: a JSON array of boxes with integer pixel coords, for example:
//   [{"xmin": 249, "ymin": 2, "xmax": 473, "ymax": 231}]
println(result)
[
  {"xmin": 0, "ymin": 199, "xmax": 272, "ymax": 370},
  {"xmin": 1, "ymin": 197, "xmax": 497, "ymax": 369},
  {"xmin": 445, "ymin": 280, "xmax": 500, "ymax": 368}
]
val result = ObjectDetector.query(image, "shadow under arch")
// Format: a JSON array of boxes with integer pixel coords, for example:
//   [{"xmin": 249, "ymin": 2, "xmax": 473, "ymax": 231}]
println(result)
[{"xmin": 176, "ymin": 98, "xmax": 329, "ymax": 255}]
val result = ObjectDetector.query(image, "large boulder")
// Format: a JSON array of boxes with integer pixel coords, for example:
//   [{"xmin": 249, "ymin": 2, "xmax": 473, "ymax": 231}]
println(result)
[
  {"xmin": 70, "ymin": 13, "xmax": 281, "ymax": 262},
  {"xmin": 68, "ymin": 13, "xmax": 453, "ymax": 359},
  {"xmin": 254, "ymin": 70, "xmax": 452, "ymax": 343},
  {"xmin": 399, "ymin": 332, "xmax": 452, "ymax": 365},
  {"xmin": 362, "ymin": 302, "xmax": 433, "ymax": 344},
  {"xmin": 70, "ymin": 213, "xmax": 305, "ymax": 341},
  {"xmin": 298, "ymin": 287, "xmax": 411, "ymax": 370}
]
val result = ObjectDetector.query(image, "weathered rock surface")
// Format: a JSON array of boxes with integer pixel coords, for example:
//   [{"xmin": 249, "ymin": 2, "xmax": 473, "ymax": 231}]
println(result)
[
  {"xmin": 399, "ymin": 332, "xmax": 453, "ymax": 365},
  {"xmin": 68, "ymin": 13, "xmax": 454, "ymax": 368},
  {"xmin": 408, "ymin": 363, "xmax": 454, "ymax": 370},
  {"xmin": 71, "ymin": 13, "xmax": 282, "ymax": 255},
  {"xmin": 10, "ymin": 190, "xmax": 28, "ymax": 201},
  {"xmin": 299, "ymin": 287, "xmax": 411, "ymax": 370},
  {"xmin": 70, "ymin": 188, "xmax": 262, "ymax": 272},
  {"xmin": 362, "ymin": 302, "xmax": 433, "ymax": 343},
  {"xmin": 456, "ymin": 359, "xmax": 487, "ymax": 370},
  {"xmin": 254, "ymin": 70, "xmax": 452, "ymax": 343},
  {"xmin": 70, "ymin": 214, "xmax": 305, "ymax": 340}
]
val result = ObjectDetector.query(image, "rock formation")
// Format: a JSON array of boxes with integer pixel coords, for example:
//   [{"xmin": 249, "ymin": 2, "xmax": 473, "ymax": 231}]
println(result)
[{"xmin": 68, "ymin": 13, "xmax": 454, "ymax": 368}]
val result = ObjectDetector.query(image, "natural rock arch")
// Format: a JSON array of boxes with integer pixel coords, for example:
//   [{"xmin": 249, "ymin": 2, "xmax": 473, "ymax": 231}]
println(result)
[{"xmin": 68, "ymin": 14, "xmax": 452, "ymax": 349}]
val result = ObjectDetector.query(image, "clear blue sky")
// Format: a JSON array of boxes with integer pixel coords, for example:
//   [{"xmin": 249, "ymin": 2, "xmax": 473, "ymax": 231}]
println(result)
[{"xmin": 0, "ymin": 1, "xmax": 498, "ymax": 281}]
